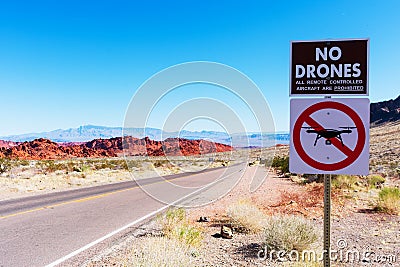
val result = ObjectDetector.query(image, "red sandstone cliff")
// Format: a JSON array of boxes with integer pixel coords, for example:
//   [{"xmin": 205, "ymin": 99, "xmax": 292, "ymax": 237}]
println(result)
[{"xmin": 0, "ymin": 137, "xmax": 232, "ymax": 160}]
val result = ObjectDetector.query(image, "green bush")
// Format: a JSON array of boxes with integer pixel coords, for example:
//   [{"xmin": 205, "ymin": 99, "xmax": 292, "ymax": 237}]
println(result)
[
  {"xmin": 108, "ymin": 159, "xmax": 129, "ymax": 170},
  {"xmin": 0, "ymin": 158, "xmax": 12, "ymax": 174},
  {"xmin": 159, "ymin": 208, "xmax": 203, "ymax": 247},
  {"xmin": 366, "ymin": 175, "xmax": 385, "ymax": 188},
  {"xmin": 161, "ymin": 208, "xmax": 186, "ymax": 232},
  {"xmin": 153, "ymin": 160, "xmax": 169, "ymax": 168},
  {"xmin": 13, "ymin": 159, "xmax": 30, "ymax": 167},
  {"xmin": 36, "ymin": 160, "xmax": 66, "ymax": 173},
  {"xmin": 91, "ymin": 159, "xmax": 130, "ymax": 170},
  {"xmin": 72, "ymin": 164, "xmax": 91, "ymax": 173},
  {"xmin": 93, "ymin": 159, "xmax": 109, "ymax": 170},
  {"xmin": 271, "ymin": 156, "xmax": 289, "ymax": 174},
  {"xmin": 376, "ymin": 187, "xmax": 400, "ymax": 215}
]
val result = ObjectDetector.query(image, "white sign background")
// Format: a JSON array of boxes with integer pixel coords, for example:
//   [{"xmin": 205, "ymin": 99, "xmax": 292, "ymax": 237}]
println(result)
[{"xmin": 289, "ymin": 98, "xmax": 370, "ymax": 175}]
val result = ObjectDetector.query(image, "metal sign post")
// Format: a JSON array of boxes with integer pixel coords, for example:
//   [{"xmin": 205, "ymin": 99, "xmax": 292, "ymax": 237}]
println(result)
[{"xmin": 323, "ymin": 174, "xmax": 331, "ymax": 267}]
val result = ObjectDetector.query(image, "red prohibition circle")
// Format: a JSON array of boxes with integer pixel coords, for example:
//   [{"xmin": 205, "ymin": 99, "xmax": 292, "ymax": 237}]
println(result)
[{"xmin": 293, "ymin": 101, "xmax": 366, "ymax": 171}]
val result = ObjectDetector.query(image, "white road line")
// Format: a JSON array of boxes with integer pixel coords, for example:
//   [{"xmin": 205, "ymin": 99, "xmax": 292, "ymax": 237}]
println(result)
[{"xmin": 45, "ymin": 167, "xmax": 240, "ymax": 267}]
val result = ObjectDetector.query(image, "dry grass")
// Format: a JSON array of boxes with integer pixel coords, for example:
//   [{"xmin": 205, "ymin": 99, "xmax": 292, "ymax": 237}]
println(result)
[
  {"xmin": 263, "ymin": 214, "xmax": 320, "ymax": 252},
  {"xmin": 376, "ymin": 187, "xmax": 400, "ymax": 215},
  {"xmin": 226, "ymin": 200, "xmax": 266, "ymax": 233},
  {"xmin": 126, "ymin": 237, "xmax": 195, "ymax": 267},
  {"xmin": 331, "ymin": 175, "xmax": 359, "ymax": 190}
]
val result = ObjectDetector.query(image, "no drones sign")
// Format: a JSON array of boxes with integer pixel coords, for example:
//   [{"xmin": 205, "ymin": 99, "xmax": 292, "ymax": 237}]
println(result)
[
  {"xmin": 289, "ymin": 98, "xmax": 370, "ymax": 175},
  {"xmin": 290, "ymin": 39, "xmax": 369, "ymax": 96}
]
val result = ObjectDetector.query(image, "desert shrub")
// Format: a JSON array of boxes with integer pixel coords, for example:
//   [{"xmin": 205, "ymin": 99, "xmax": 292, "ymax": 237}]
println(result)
[
  {"xmin": 91, "ymin": 158, "xmax": 129, "ymax": 170},
  {"xmin": 65, "ymin": 160, "xmax": 78, "ymax": 172},
  {"xmin": 21, "ymin": 159, "xmax": 30, "ymax": 166},
  {"xmin": 127, "ymin": 237, "xmax": 195, "ymax": 267},
  {"xmin": 127, "ymin": 160, "xmax": 142, "ymax": 169},
  {"xmin": 366, "ymin": 175, "xmax": 385, "ymax": 188},
  {"xmin": 160, "ymin": 208, "xmax": 186, "ymax": 232},
  {"xmin": 36, "ymin": 160, "xmax": 67, "ymax": 173},
  {"xmin": 173, "ymin": 223, "xmax": 203, "ymax": 247},
  {"xmin": 98, "ymin": 159, "xmax": 128, "ymax": 170},
  {"xmin": 72, "ymin": 163, "xmax": 91, "ymax": 173},
  {"xmin": 271, "ymin": 156, "xmax": 289, "ymax": 174},
  {"xmin": 159, "ymin": 208, "xmax": 203, "ymax": 247},
  {"xmin": 12, "ymin": 159, "xmax": 30, "ymax": 167},
  {"xmin": 93, "ymin": 159, "xmax": 110, "ymax": 170},
  {"xmin": 264, "ymin": 215, "xmax": 320, "ymax": 252},
  {"xmin": 0, "ymin": 158, "xmax": 12, "ymax": 173},
  {"xmin": 110, "ymin": 159, "xmax": 129, "ymax": 170},
  {"xmin": 376, "ymin": 187, "xmax": 400, "ymax": 215},
  {"xmin": 331, "ymin": 175, "xmax": 359, "ymax": 189},
  {"xmin": 153, "ymin": 160, "xmax": 169, "ymax": 168},
  {"xmin": 227, "ymin": 200, "xmax": 266, "ymax": 233}
]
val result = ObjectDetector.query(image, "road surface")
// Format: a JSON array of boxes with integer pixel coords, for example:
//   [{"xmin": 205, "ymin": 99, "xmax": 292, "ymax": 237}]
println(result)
[{"xmin": 0, "ymin": 164, "xmax": 246, "ymax": 266}]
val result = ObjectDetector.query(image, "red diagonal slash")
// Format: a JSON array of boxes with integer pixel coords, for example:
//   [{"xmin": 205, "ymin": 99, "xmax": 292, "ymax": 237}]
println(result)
[{"xmin": 304, "ymin": 116, "xmax": 354, "ymax": 157}]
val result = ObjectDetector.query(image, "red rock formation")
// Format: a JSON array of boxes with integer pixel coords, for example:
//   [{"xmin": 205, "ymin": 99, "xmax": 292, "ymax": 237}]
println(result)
[
  {"xmin": 0, "ymin": 140, "xmax": 18, "ymax": 149},
  {"xmin": 0, "ymin": 136, "xmax": 233, "ymax": 160}
]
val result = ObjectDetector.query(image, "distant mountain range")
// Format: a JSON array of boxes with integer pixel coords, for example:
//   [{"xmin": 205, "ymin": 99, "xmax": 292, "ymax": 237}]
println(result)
[
  {"xmin": 1, "ymin": 125, "xmax": 160, "ymax": 143},
  {"xmin": 1, "ymin": 96, "xmax": 397, "ymax": 147},
  {"xmin": 0, "ymin": 125, "xmax": 289, "ymax": 148}
]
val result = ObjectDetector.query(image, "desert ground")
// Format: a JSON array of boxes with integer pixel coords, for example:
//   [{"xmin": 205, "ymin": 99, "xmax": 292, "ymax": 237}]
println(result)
[{"xmin": 0, "ymin": 123, "xmax": 399, "ymax": 266}]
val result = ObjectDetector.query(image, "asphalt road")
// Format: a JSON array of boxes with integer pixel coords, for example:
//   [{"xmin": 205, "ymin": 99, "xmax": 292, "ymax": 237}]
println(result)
[{"xmin": 0, "ymin": 164, "xmax": 245, "ymax": 267}]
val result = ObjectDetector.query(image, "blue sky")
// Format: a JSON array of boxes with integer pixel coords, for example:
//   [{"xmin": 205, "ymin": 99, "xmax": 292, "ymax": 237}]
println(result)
[{"xmin": 0, "ymin": 0, "xmax": 399, "ymax": 136}]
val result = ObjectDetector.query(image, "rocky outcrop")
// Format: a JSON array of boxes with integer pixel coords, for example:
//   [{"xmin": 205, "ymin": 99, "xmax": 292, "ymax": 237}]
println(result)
[
  {"xmin": 0, "ymin": 136, "xmax": 233, "ymax": 160},
  {"xmin": 371, "ymin": 95, "xmax": 400, "ymax": 125}
]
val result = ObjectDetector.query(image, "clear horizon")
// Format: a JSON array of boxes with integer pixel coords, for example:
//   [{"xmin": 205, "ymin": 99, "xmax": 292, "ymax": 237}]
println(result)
[{"xmin": 1, "ymin": 1, "xmax": 399, "ymax": 136}]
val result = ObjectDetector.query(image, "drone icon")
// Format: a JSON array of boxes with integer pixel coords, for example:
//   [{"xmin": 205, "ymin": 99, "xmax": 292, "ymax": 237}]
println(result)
[{"xmin": 301, "ymin": 126, "xmax": 356, "ymax": 146}]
